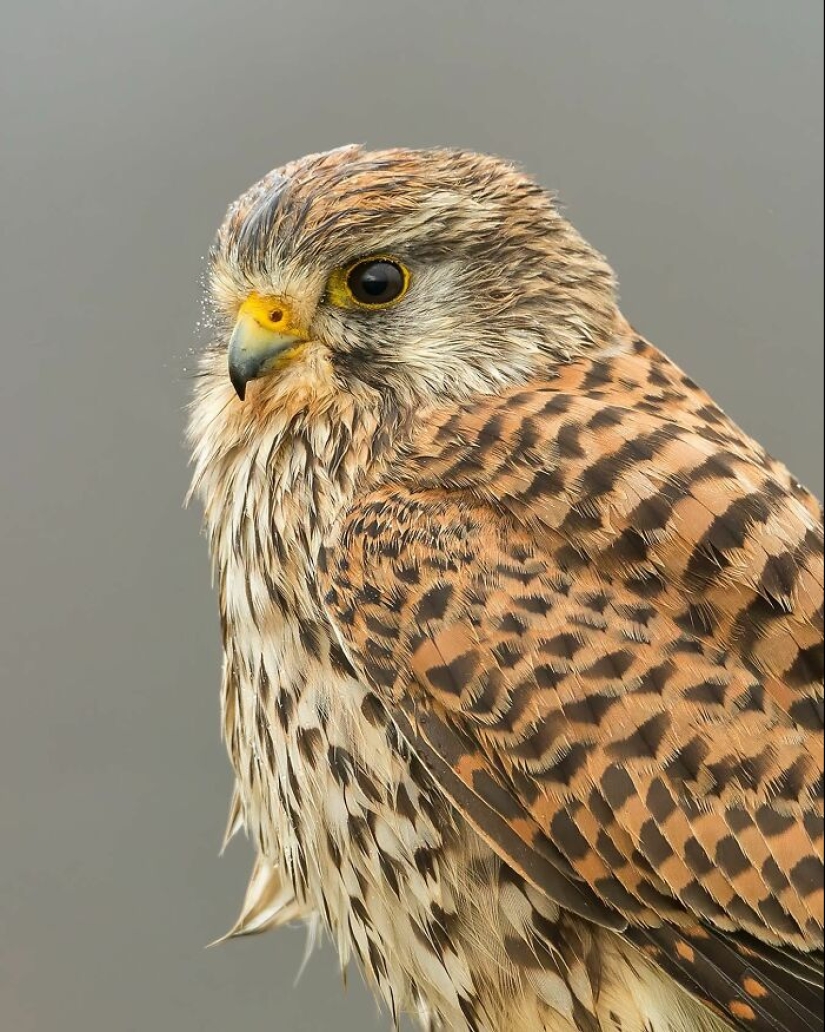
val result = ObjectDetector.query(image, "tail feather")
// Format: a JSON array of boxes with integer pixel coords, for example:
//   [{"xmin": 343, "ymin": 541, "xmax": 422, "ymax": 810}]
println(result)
[{"xmin": 627, "ymin": 924, "xmax": 823, "ymax": 1032}]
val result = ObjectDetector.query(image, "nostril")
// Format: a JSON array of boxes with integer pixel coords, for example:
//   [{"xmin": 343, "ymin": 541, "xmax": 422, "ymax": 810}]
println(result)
[{"xmin": 268, "ymin": 309, "xmax": 284, "ymax": 325}]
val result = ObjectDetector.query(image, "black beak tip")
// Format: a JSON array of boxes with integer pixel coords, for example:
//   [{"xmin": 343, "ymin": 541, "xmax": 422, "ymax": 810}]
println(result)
[{"xmin": 229, "ymin": 366, "xmax": 247, "ymax": 401}]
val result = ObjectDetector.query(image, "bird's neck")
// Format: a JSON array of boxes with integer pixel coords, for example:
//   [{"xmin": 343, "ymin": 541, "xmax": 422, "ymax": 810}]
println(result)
[{"xmin": 189, "ymin": 389, "xmax": 404, "ymax": 625}]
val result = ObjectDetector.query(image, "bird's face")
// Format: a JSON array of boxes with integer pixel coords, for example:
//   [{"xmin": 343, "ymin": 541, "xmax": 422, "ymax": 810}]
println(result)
[{"xmin": 200, "ymin": 146, "xmax": 618, "ymax": 425}]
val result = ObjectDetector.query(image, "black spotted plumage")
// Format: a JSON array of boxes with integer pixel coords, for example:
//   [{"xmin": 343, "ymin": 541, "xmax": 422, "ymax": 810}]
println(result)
[{"xmin": 189, "ymin": 145, "xmax": 823, "ymax": 1032}]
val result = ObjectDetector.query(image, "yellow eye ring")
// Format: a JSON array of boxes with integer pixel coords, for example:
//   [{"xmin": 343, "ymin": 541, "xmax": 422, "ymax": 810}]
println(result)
[{"xmin": 326, "ymin": 256, "xmax": 411, "ymax": 310}]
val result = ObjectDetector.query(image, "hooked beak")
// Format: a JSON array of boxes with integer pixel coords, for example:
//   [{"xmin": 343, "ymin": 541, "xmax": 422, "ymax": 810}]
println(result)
[{"xmin": 227, "ymin": 294, "xmax": 307, "ymax": 400}]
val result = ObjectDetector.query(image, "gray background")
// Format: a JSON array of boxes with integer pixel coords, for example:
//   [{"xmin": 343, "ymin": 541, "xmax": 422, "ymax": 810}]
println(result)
[{"xmin": 1, "ymin": 1, "xmax": 822, "ymax": 1030}]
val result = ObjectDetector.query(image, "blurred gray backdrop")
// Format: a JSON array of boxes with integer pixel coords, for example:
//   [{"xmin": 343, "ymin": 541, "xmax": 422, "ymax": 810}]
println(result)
[{"xmin": 1, "ymin": 1, "xmax": 822, "ymax": 1030}]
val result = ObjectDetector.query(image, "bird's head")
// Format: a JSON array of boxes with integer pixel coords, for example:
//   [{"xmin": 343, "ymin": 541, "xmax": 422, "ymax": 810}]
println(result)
[{"xmin": 197, "ymin": 146, "xmax": 619, "ymax": 427}]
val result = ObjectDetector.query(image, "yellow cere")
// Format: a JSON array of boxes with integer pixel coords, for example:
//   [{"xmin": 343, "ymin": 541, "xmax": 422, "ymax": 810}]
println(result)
[{"xmin": 238, "ymin": 292, "xmax": 297, "ymax": 332}]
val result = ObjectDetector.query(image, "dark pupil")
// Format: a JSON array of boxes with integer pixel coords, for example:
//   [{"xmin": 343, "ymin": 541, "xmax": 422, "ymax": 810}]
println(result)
[{"xmin": 348, "ymin": 261, "xmax": 405, "ymax": 305}]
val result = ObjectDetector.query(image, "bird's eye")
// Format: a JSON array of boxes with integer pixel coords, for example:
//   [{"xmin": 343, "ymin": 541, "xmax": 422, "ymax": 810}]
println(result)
[
  {"xmin": 326, "ymin": 257, "xmax": 411, "ymax": 310},
  {"xmin": 347, "ymin": 260, "xmax": 407, "ymax": 306}
]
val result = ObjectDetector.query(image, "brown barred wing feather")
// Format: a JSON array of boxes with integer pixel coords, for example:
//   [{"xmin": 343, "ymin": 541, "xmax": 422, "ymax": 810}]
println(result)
[{"xmin": 320, "ymin": 353, "xmax": 823, "ymax": 1032}]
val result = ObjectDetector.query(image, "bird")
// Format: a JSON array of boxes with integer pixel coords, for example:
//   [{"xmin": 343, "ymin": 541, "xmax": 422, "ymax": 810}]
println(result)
[{"xmin": 187, "ymin": 145, "xmax": 824, "ymax": 1032}]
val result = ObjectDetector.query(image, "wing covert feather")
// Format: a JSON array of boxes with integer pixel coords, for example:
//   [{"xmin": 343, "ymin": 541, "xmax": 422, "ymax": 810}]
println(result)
[{"xmin": 320, "ymin": 344, "xmax": 823, "ymax": 1031}]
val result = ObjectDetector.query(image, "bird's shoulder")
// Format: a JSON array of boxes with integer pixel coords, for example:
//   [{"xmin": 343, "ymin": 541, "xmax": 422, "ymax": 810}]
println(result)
[{"xmin": 353, "ymin": 336, "xmax": 823, "ymax": 699}]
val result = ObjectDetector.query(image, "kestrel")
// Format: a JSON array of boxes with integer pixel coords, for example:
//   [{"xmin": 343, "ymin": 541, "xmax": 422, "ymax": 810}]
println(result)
[{"xmin": 188, "ymin": 146, "xmax": 823, "ymax": 1032}]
